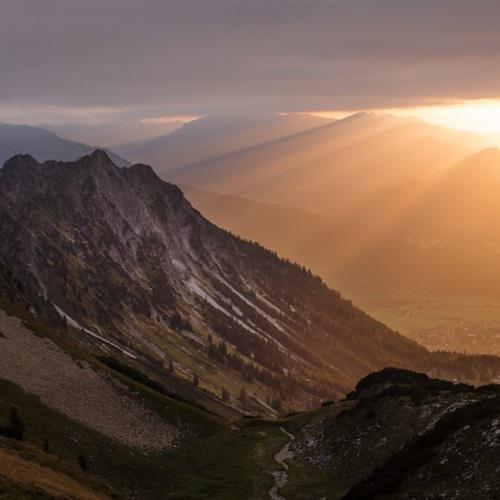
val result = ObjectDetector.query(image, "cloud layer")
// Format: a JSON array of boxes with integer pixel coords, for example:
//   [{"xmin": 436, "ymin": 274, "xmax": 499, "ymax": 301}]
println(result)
[{"xmin": 1, "ymin": 1, "xmax": 500, "ymax": 123}]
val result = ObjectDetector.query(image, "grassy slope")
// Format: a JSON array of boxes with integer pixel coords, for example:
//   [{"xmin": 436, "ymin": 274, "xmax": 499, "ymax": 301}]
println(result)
[
  {"xmin": 4, "ymin": 331, "xmax": 500, "ymax": 500},
  {"xmin": 0, "ymin": 441, "xmax": 107, "ymax": 500},
  {"xmin": 0, "ymin": 377, "xmax": 285, "ymax": 499},
  {"xmin": 4, "ymin": 291, "xmax": 500, "ymax": 498},
  {"xmin": 0, "ymin": 300, "xmax": 285, "ymax": 499}
]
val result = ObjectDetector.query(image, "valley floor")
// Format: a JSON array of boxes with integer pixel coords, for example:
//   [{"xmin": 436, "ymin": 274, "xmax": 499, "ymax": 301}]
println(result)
[{"xmin": 351, "ymin": 290, "xmax": 500, "ymax": 357}]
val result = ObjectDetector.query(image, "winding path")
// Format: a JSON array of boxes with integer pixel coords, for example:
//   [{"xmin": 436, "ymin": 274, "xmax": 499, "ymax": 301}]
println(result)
[{"xmin": 269, "ymin": 427, "xmax": 295, "ymax": 500}]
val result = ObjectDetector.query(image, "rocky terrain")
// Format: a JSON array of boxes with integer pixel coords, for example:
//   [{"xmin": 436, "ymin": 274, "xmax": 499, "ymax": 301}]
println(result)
[
  {"xmin": 0, "ymin": 309, "xmax": 177, "ymax": 450},
  {"xmin": 272, "ymin": 368, "xmax": 500, "ymax": 499}
]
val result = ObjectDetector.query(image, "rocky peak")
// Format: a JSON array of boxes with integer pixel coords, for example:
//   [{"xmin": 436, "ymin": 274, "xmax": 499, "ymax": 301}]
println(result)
[
  {"xmin": 2, "ymin": 153, "xmax": 39, "ymax": 173},
  {"xmin": 88, "ymin": 149, "xmax": 112, "ymax": 162},
  {"xmin": 0, "ymin": 151, "xmax": 186, "ymax": 209}
]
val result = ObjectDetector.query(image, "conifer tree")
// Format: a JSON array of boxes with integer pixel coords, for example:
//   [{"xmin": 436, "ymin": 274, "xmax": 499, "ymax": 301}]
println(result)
[
  {"xmin": 240, "ymin": 387, "xmax": 248, "ymax": 409},
  {"xmin": 78, "ymin": 452, "xmax": 88, "ymax": 471},
  {"xmin": 8, "ymin": 408, "xmax": 24, "ymax": 440}
]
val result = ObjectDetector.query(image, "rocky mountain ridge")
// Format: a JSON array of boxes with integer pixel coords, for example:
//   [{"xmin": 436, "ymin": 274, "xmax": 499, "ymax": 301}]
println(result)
[{"xmin": 1, "ymin": 151, "xmax": 500, "ymax": 413}]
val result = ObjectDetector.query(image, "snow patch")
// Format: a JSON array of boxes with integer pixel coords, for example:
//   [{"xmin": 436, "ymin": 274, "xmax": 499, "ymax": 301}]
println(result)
[
  {"xmin": 255, "ymin": 290, "xmax": 286, "ymax": 315},
  {"xmin": 179, "ymin": 329, "xmax": 205, "ymax": 346},
  {"xmin": 214, "ymin": 275, "xmax": 292, "ymax": 335},
  {"xmin": 187, "ymin": 277, "xmax": 232, "ymax": 316},
  {"xmin": 51, "ymin": 302, "xmax": 136, "ymax": 359},
  {"xmin": 171, "ymin": 258, "xmax": 187, "ymax": 272},
  {"xmin": 254, "ymin": 395, "xmax": 278, "ymax": 415},
  {"xmin": 186, "ymin": 278, "xmax": 268, "ymax": 340}
]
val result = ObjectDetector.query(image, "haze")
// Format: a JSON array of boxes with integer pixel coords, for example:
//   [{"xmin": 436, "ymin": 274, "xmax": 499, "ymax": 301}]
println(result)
[{"xmin": 2, "ymin": 0, "xmax": 500, "ymax": 144}]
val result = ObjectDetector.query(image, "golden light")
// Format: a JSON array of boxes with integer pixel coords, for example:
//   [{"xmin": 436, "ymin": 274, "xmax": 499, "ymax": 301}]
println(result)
[
  {"xmin": 388, "ymin": 99, "xmax": 500, "ymax": 139},
  {"xmin": 140, "ymin": 114, "xmax": 201, "ymax": 125},
  {"xmin": 307, "ymin": 99, "xmax": 500, "ymax": 145}
]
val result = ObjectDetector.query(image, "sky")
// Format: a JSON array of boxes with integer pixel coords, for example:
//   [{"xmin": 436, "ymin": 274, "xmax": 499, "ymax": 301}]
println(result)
[{"xmin": 1, "ymin": 0, "xmax": 500, "ymax": 138}]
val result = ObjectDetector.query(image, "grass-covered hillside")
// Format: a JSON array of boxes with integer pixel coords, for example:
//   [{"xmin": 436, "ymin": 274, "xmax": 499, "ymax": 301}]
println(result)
[
  {"xmin": 0, "ymin": 300, "xmax": 282, "ymax": 499},
  {"xmin": 2, "ymin": 300, "xmax": 500, "ymax": 500}
]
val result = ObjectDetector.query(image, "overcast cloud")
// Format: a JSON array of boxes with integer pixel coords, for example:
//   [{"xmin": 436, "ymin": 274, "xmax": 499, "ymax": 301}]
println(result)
[{"xmin": 1, "ymin": 0, "xmax": 500, "ymax": 123}]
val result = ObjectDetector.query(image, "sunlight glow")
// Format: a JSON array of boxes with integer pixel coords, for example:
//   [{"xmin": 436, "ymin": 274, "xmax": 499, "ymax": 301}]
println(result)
[
  {"xmin": 140, "ymin": 115, "xmax": 201, "ymax": 125},
  {"xmin": 308, "ymin": 99, "xmax": 500, "ymax": 144},
  {"xmin": 388, "ymin": 99, "xmax": 500, "ymax": 136}
]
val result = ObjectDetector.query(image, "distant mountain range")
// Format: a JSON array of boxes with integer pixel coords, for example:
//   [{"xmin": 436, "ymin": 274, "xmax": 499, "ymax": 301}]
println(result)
[
  {"xmin": 168, "ymin": 112, "xmax": 488, "ymax": 219},
  {"xmin": 116, "ymin": 113, "xmax": 331, "ymax": 173},
  {"xmin": 182, "ymin": 144, "xmax": 500, "ymax": 301},
  {"xmin": 43, "ymin": 118, "xmax": 186, "ymax": 148},
  {"xmin": 0, "ymin": 122, "xmax": 129, "ymax": 167}
]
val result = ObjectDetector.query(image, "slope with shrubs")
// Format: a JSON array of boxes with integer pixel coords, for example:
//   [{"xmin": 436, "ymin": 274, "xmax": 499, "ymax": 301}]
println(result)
[
  {"xmin": 275, "ymin": 368, "xmax": 500, "ymax": 499},
  {"xmin": 0, "ymin": 301, "xmax": 278, "ymax": 499},
  {"xmin": 0, "ymin": 265, "xmax": 274, "ymax": 498}
]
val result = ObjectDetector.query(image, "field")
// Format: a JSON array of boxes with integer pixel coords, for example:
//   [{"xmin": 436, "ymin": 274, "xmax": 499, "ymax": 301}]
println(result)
[{"xmin": 354, "ymin": 290, "xmax": 500, "ymax": 355}]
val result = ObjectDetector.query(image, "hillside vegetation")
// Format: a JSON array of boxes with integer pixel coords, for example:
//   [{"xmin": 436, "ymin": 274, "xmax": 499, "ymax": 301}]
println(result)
[{"xmin": 3, "ymin": 152, "xmax": 500, "ymax": 416}]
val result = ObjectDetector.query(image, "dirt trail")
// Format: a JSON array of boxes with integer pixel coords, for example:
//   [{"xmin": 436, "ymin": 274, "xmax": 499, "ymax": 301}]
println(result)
[{"xmin": 269, "ymin": 426, "xmax": 295, "ymax": 500}]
